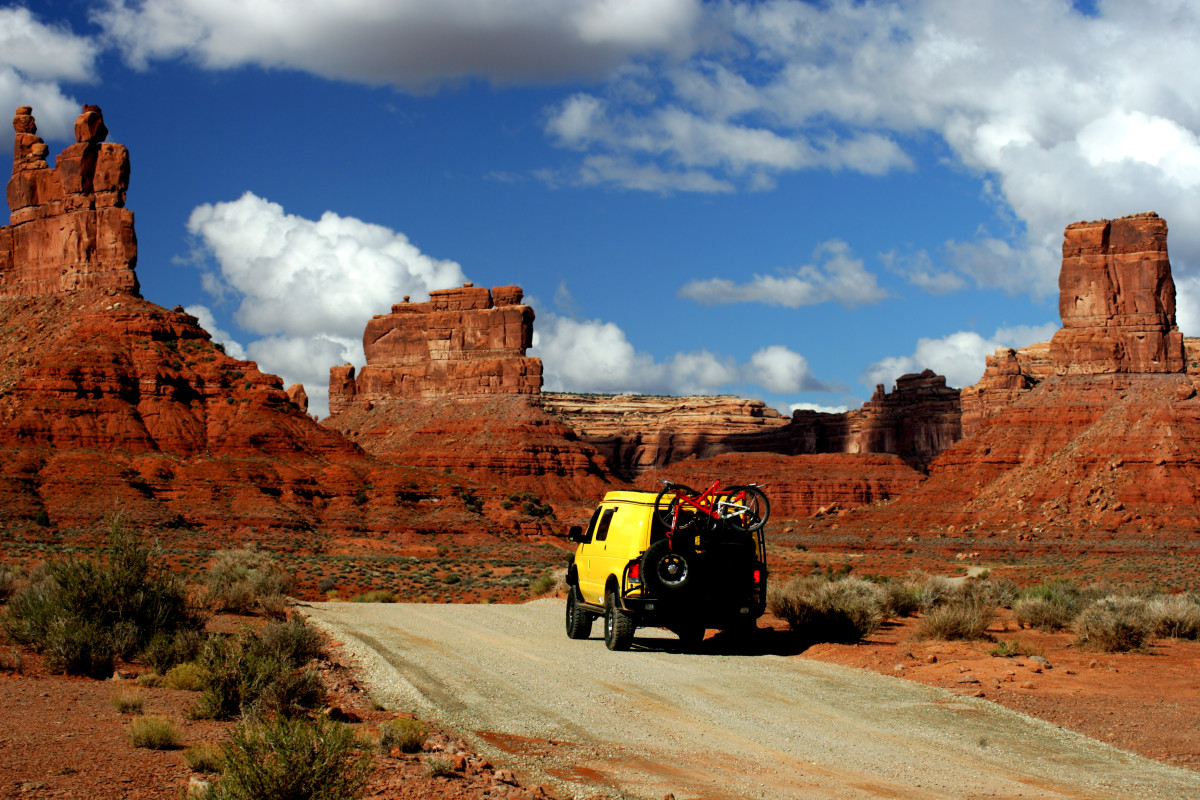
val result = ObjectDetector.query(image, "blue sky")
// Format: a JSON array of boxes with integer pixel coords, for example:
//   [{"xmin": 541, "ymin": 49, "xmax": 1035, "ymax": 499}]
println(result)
[{"xmin": 5, "ymin": 0, "xmax": 1200, "ymax": 417}]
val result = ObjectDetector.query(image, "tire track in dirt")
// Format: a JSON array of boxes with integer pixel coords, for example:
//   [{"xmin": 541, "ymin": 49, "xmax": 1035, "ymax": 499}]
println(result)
[{"xmin": 303, "ymin": 599, "xmax": 1200, "ymax": 800}]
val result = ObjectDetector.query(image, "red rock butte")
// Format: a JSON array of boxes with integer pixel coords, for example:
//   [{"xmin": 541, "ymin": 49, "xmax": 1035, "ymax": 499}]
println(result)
[
  {"xmin": 962, "ymin": 212, "xmax": 1195, "ymax": 435},
  {"xmin": 2, "ymin": 105, "xmax": 138, "ymax": 297},
  {"xmin": 328, "ymin": 283, "xmax": 542, "ymax": 415}
]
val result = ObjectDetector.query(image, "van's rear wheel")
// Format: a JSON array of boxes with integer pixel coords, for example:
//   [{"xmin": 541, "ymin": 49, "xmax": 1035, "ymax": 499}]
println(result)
[
  {"xmin": 604, "ymin": 591, "xmax": 635, "ymax": 651},
  {"xmin": 565, "ymin": 586, "xmax": 595, "ymax": 640}
]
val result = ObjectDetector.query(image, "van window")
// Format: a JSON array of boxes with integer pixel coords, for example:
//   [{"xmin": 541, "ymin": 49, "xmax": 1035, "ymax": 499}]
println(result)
[
  {"xmin": 582, "ymin": 506, "xmax": 602, "ymax": 542},
  {"xmin": 594, "ymin": 508, "xmax": 617, "ymax": 541}
]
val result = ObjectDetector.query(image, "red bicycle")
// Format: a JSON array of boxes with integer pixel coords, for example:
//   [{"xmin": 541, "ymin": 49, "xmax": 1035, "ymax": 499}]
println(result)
[{"xmin": 655, "ymin": 480, "xmax": 769, "ymax": 535}]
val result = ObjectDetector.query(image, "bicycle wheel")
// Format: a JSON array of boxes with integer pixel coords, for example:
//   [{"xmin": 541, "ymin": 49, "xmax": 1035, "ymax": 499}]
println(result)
[
  {"xmin": 721, "ymin": 485, "xmax": 769, "ymax": 533},
  {"xmin": 654, "ymin": 484, "xmax": 699, "ymax": 531}
]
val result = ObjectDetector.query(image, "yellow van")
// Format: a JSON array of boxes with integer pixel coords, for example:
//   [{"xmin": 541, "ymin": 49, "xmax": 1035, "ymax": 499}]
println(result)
[{"xmin": 564, "ymin": 490, "xmax": 768, "ymax": 650}]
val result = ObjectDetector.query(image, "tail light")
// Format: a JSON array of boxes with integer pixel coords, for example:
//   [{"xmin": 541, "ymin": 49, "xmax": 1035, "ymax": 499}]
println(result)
[
  {"xmin": 753, "ymin": 569, "xmax": 762, "ymax": 584},
  {"xmin": 629, "ymin": 562, "xmax": 641, "ymax": 581}
]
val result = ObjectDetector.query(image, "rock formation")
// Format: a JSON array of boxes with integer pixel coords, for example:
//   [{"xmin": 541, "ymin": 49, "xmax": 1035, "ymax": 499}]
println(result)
[
  {"xmin": 3, "ymin": 105, "xmax": 138, "ymax": 296},
  {"xmin": 328, "ymin": 284, "xmax": 541, "ymax": 414},
  {"xmin": 962, "ymin": 212, "xmax": 1188, "ymax": 435},
  {"xmin": 544, "ymin": 370, "xmax": 961, "ymax": 477},
  {"xmin": 0, "ymin": 106, "xmax": 382, "ymax": 533},
  {"xmin": 824, "ymin": 212, "xmax": 1200, "ymax": 546}
]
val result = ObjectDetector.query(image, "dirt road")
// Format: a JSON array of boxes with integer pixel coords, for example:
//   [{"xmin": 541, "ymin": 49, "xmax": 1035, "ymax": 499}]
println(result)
[{"xmin": 303, "ymin": 599, "xmax": 1200, "ymax": 800}]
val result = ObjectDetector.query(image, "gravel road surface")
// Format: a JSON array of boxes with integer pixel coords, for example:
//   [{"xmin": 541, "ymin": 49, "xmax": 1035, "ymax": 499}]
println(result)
[{"xmin": 303, "ymin": 599, "xmax": 1200, "ymax": 800}]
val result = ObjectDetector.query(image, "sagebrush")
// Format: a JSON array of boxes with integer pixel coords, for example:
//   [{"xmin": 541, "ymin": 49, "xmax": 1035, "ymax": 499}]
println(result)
[{"xmin": 208, "ymin": 716, "xmax": 372, "ymax": 800}]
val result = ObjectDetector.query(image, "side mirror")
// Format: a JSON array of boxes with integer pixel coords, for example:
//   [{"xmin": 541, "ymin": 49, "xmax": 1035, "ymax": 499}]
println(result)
[{"xmin": 568, "ymin": 524, "xmax": 588, "ymax": 544}]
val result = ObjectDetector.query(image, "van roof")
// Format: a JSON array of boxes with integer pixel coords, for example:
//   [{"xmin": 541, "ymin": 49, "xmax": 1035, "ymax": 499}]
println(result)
[{"xmin": 600, "ymin": 490, "xmax": 660, "ymax": 506}]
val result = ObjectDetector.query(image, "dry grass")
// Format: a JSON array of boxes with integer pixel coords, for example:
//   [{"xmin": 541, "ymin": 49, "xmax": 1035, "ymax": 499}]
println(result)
[
  {"xmin": 1074, "ymin": 596, "xmax": 1153, "ymax": 652},
  {"xmin": 127, "ymin": 716, "xmax": 181, "ymax": 750},
  {"xmin": 111, "ymin": 688, "xmax": 144, "ymax": 714}
]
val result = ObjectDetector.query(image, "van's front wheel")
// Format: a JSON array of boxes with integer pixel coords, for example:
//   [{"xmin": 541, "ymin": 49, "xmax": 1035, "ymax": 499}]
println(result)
[
  {"xmin": 604, "ymin": 591, "xmax": 635, "ymax": 651},
  {"xmin": 566, "ymin": 586, "xmax": 595, "ymax": 640}
]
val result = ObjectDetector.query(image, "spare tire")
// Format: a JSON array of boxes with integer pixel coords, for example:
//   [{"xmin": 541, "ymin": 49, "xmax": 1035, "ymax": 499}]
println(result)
[{"xmin": 641, "ymin": 539, "xmax": 695, "ymax": 596}]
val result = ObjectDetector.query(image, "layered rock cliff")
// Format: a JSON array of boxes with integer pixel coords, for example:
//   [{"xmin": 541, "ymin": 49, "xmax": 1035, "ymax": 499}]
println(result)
[{"xmin": 543, "ymin": 369, "xmax": 961, "ymax": 477}]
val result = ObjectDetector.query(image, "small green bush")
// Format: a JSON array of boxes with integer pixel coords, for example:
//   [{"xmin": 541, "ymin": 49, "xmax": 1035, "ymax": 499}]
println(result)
[
  {"xmin": 1148, "ymin": 594, "xmax": 1200, "ymax": 640},
  {"xmin": 2, "ymin": 516, "xmax": 201, "ymax": 677},
  {"xmin": 184, "ymin": 742, "xmax": 224, "ymax": 773},
  {"xmin": 527, "ymin": 570, "xmax": 557, "ymax": 596},
  {"xmin": 192, "ymin": 618, "xmax": 325, "ymax": 720},
  {"xmin": 879, "ymin": 580, "xmax": 922, "ymax": 619},
  {"xmin": 209, "ymin": 716, "xmax": 372, "ymax": 800},
  {"xmin": 142, "ymin": 628, "xmax": 209, "ymax": 673},
  {"xmin": 769, "ymin": 576, "xmax": 885, "ymax": 644},
  {"xmin": 1014, "ymin": 597, "xmax": 1077, "ymax": 631},
  {"xmin": 165, "ymin": 661, "xmax": 208, "ymax": 692},
  {"xmin": 917, "ymin": 575, "xmax": 956, "ymax": 611},
  {"xmin": 379, "ymin": 717, "xmax": 427, "ymax": 754},
  {"xmin": 0, "ymin": 565, "xmax": 17, "ymax": 602},
  {"xmin": 203, "ymin": 550, "xmax": 292, "ymax": 615},
  {"xmin": 423, "ymin": 756, "xmax": 453, "ymax": 777},
  {"xmin": 988, "ymin": 639, "xmax": 1034, "ymax": 658},
  {"xmin": 1074, "ymin": 596, "xmax": 1153, "ymax": 652},
  {"xmin": 127, "ymin": 716, "xmax": 181, "ymax": 750},
  {"xmin": 919, "ymin": 599, "xmax": 995, "ymax": 640},
  {"xmin": 349, "ymin": 590, "xmax": 396, "ymax": 603},
  {"xmin": 112, "ymin": 688, "xmax": 145, "ymax": 714}
]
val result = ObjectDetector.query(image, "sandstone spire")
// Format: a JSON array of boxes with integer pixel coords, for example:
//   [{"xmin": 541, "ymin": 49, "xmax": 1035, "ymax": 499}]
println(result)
[{"xmin": 1, "ymin": 104, "xmax": 139, "ymax": 296}]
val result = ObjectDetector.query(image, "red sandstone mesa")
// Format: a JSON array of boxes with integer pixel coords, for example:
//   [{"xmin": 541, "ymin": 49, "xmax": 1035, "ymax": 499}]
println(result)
[{"xmin": 328, "ymin": 283, "xmax": 542, "ymax": 415}]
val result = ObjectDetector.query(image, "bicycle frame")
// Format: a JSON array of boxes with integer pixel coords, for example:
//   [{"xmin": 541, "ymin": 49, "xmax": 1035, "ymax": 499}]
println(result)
[{"xmin": 664, "ymin": 480, "xmax": 758, "ymax": 532}]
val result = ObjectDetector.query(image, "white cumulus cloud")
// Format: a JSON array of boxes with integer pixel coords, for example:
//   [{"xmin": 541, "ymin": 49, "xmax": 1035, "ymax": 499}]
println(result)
[
  {"xmin": 863, "ymin": 321, "xmax": 1059, "ymax": 391},
  {"xmin": 679, "ymin": 239, "xmax": 888, "ymax": 309},
  {"xmin": 531, "ymin": 311, "xmax": 827, "ymax": 396},
  {"xmin": 187, "ymin": 192, "xmax": 468, "ymax": 416},
  {"xmin": 0, "ymin": 7, "xmax": 100, "ymax": 141}
]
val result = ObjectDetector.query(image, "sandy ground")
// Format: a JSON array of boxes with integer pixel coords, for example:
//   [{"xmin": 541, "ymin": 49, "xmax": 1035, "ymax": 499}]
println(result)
[{"xmin": 301, "ymin": 599, "xmax": 1200, "ymax": 800}]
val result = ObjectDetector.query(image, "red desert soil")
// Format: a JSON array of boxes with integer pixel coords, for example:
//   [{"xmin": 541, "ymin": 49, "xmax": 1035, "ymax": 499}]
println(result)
[
  {"xmin": 2, "ymin": 604, "xmax": 1199, "ymax": 799},
  {"xmin": 793, "ymin": 608, "xmax": 1200, "ymax": 771}
]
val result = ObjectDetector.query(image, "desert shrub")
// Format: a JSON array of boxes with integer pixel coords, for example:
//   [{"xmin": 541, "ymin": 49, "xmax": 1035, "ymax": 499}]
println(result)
[
  {"xmin": 917, "ymin": 575, "xmax": 956, "ymax": 610},
  {"xmin": 458, "ymin": 489, "xmax": 484, "ymax": 515},
  {"xmin": 527, "ymin": 570, "xmax": 557, "ymax": 596},
  {"xmin": 165, "ymin": 661, "xmax": 208, "ymax": 692},
  {"xmin": 918, "ymin": 598, "xmax": 995, "ymax": 640},
  {"xmin": 379, "ymin": 717, "xmax": 426, "ymax": 754},
  {"xmin": 184, "ymin": 742, "xmax": 225, "ymax": 773},
  {"xmin": 506, "ymin": 491, "xmax": 553, "ymax": 518},
  {"xmin": 878, "ymin": 580, "xmax": 922, "ymax": 619},
  {"xmin": 2, "ymin": 516, "xmax": 200, "ymax": 677},
  {"xmin": 988, "ymin": 639, "xmax": 1034, "ymax": 658},
  {"xmin": 1147, "ymin": 594, "xmax": 1200, "ymax": 640},
  {"xmin": 204, "ymin": 550, "xmax": 292, "ymax": 615},
  {"xmin": 960, "ymin": 576, "xmax": 1019, "ymax": 609},
  {"xmin": 143, "ymin": 628, "xmax": 209, "ymax": 673},
  {"xmin": 258, "ymin": 593, "xmax": 289, "ymax": 620},
  {"xmin": 209, "ymin": 716, "xmax": 372, "ymax": 800},
  {"xmin": 127, "ymin": 716, "xmax": 182, "ymax": 749},
  {"xmin": 423, "ymin": 756, "xmax": 453, "ymax": 778},
  {"xmin": 317, "ymin": 577, "xmax": 337, "ymax": 594},
  {"xmin": 112, "ymin": 688, "xmax": 145, "ymax": 714},
  {"xmin": 1074, "ymin": 595, "xmax": 1153, "ymax": 652},
  {"xmin": 193, "ymin": 618, "xmax": 325, "ymax": 720},
  {"xmin": 1013, "ymin": 579, "xmax": 1086, "ymax": 630},
  {"xmin": 349, "ymin": 590, "xmax": 396, "ymax": 603},
  {"xmin": 0, "ymin": 565, "xmax": 17, "ymax": 602},
  {"xmin": 769, "ymin": 576, "xmax": 885, "ymax": 644}
]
